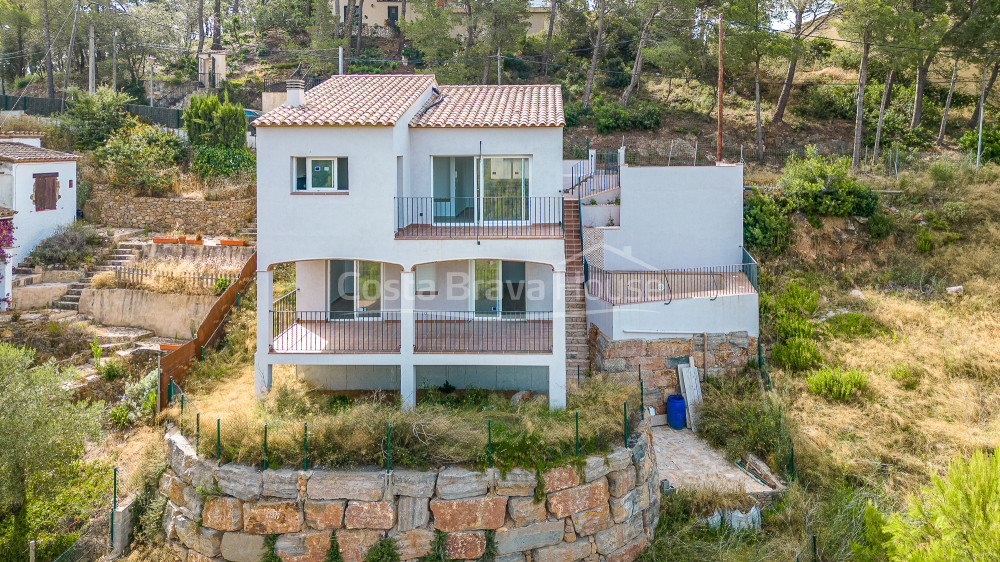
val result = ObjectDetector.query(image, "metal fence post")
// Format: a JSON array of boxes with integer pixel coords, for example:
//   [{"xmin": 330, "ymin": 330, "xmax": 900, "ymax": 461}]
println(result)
[
  {"xmin": 575, "ymin": 412, "xmax": 579, "ymax": 456},
  {"xmin": 623, "ymin": 401, "xmax": 628, "ymax": 447},
  {"xmin": 487, "ymin": 418, "xmax": 493, "ymax": 468},
  {"xmin": 110, "ymin": 467, "xmax": 117, "ymax": 553},
  {"xmin": 638, "ymin": 366, "xmax": 644, "ymax": 420},
  {"xmin": 196, "ymin": 413, "xmax": 200, "ymax": 453},
  {"xmin": 217, "ymin": 419, "xmax": 221, "ymax": 466},
  {"xmin": 812, "ymin": 534, "xmax": 817, "ymax": 560},
  {"xmin": 29, "ymin": 541, "xmax": 35, "ymax": 562},
  {"xmin": 263, "ymin": 424, "xmax": 268, "ymax": 471},
  {"xmin": 168, "ymin": 376, "xmax": 174, "ymax": 403},
  {"xmin": 577, "ymin": 365, "xmax": 580, "ymax": 387},
  {"xmin": 386, "ymin": 425, "xmax": 391, "ymax": 474},
  {"xmin": 303, "ymin": 422, "xmax": 308, "ymax": 471}
]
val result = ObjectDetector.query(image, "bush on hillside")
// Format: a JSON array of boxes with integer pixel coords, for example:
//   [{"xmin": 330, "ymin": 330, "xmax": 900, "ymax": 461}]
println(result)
[
  {"xmin": 184, "ymin": 93, "xmax": 247, "ymax": 149},
  {"xmin": 593, "ymin": 99, "xmax": 661, "ymax": 134},
  {"xmin": 63, "ymin": 87, "xmax": 134, "ymax": 150},
  {"xmin": 98, "ymin": 123, "xmax": 183, "ymax": 196},
  {"xmin": 29, "ymin": 223, "xmax": 102, "ymax": 267},
  {"xmin": 192, "ymin": 146, "xmax": 256, "ymax": 177},
  {"xmin": 806, "ymin": 367, "xmax": 867, "ymax": 400},
  {"xmin": 744, "ymin": 190, "xmax": 794, "ymax": 255},
  {"xmin": 793, "ymin": 83, "xmax": 856, "ymax": 121},
  {"xmin": 959, "ymin": 126, "xmax": 1000, "ymax": 164},
  {"xmin": 781, "ymin": 146, "xmax": 880, "ymax": 218}
]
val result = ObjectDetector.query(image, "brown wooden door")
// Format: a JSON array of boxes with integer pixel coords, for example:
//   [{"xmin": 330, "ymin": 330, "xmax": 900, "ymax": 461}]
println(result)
[{"xmin": 32, "ymin": 173, "xmax": 58, "ymax": 211}]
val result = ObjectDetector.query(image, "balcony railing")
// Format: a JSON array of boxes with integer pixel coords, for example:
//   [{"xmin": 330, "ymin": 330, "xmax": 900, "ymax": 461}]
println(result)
[
  {"xmin": 415, "ymin": 311, "xmax": 553, "ymax": 353},
  {"xmin": 585, "ymin": 255, "xmax": 758, "ymax": 305},
  {"xmin": 395, "ymin": 197, "xmax": 564, "ymax": 239},
  {"xmin": 271, "ymin": 310, "xmax": 402, "ymax": 353}
]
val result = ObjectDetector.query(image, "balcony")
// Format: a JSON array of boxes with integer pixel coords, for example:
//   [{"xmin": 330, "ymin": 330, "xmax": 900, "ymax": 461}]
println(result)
[
  {"xmin": 271, "ymin": 311, "xmax": 402, "ymax": 353},
  {"xmin": 395, "ymin": 197, "xmax": 564, "ymax": 239}
]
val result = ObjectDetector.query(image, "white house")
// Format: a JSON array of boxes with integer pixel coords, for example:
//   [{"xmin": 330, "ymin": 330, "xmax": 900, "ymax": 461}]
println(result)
[
  {"xmin": 253, "ymin": 75, "xmax": 570, "ymax": 408},
  {"xmin": 0, "ymin": 132, "xmax": 79, "ymax": 308}
]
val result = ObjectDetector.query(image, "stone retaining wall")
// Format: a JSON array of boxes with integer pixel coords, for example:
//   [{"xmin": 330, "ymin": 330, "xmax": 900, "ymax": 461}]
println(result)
[
  {"xmin": 160, "ymin": 422, "xmax": 661, "ymax": 562},
  {"xmin": 590, "ymin": 326, "xmax": 757, "ymax": 414},
  {"xmin": 84, "ymin": 188, "xmax": 254, "ymax": 235}
]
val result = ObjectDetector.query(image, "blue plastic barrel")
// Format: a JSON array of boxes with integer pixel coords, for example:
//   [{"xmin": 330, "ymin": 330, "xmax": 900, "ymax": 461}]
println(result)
[{"xmin": 667, "ymin": 395, "xmax": 686, "ymax": 430}]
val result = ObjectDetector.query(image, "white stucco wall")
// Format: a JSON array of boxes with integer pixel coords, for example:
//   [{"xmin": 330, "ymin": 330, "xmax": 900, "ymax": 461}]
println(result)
[
  {"xmin": 8, "ymin": 160, "xmax": 77, "ymax": 267},
  {"xmin": 587, "ymin": 293, "xmax": 759, "ymax": 340},
  {"xmin": 603, "ymin": 165, "xmax": 744, "ymax": 270}
]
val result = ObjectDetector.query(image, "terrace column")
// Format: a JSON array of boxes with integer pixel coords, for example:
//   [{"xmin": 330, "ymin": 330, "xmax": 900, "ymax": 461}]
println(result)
[
  {"xmin": 550, "ymin": 270, "xmax": 567, "ymax": 408},
  {"xmin": 254, "ymin": 268, "xmax": 274, "ymax": 399},
  {"xmin": 400, "ymin": 269, "xmax": 416, "ymax": 410}
]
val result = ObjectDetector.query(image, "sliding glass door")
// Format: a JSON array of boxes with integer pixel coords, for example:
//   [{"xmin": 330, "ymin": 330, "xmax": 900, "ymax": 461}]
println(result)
[
  {"xmin": 329, "ymin": 260, "xmax": 382, "ymax": 319},
  {"xmin": 431, "ymin": 156, "xmax": 529, "ymax": 225},
  {"xmin": 481, "ymin": 157, "xmax": 529, "ymax": 223},
  {"xmin": 432, "ymin": 156, "xmax": 476, "ymax": 224},
  {"xmin": 472, "ymin": 260, "xmax": 526, "ymax": 318}
]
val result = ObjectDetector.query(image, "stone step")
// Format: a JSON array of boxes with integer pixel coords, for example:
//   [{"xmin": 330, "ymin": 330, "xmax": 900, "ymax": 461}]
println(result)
[
  {"xmin": 61, "ymin": 294, "xmax": 81, "ymax": 303},
  {"xmin": 54, "ymin": 301, "xmax": 79, "ymax": 310}
]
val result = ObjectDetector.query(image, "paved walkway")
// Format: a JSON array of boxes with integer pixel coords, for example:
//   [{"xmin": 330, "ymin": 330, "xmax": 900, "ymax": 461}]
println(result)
[{"xmin": 651, "ymin": 425, "xmax": 774, "ymax": 495}]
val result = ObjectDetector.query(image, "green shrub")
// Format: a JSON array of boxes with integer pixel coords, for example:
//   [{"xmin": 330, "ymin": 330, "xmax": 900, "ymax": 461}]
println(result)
[
  {"xmin": 806, "ymin": 367, "xmax": 867, "ymax": 400},
  {"xmin": 364, "ymin": 538, "xmax": 400, "ymax": 562},
  {"xmin": 185, "ymin": 93, "xmax": 247, "ymax": 148},
  {"xmin": 940, "ymin": 201, "xmax": 968, "ymax": 226},
  {"xmin": 324, "ymin": 531, "xmax": 345, "ymax": 562},
  {"xmin": 793, "ymin": 83, "xmax": 856, "ymax": 120},
  {"xmin": 886, "ymin": 450, "xmax": 1000, "ymax": 559},
  {"xmin": 776, "ymin": 314, "xmax": 814, "ymax": 341},
  {"xmin": 593, "ymin": 99, "xmax": 662, "ymax": 134},
  {"xmin": 99, "ymin": 358, "xmax": 127, "ymax": 381},
  {"xmin": 850, "ymin": 501, "xmax": 891, "ymax": 561},
  {"xmin": 261, "ymin": 534, "xmax": 281, "ymax": 562},
  {"xmin": 772, "ymin": 337, "xmax": 822, "ymax": 371},
  {"xmin": 213, "ymin": 100, "xmax": 248, "ymax": 148},
  {"xmin": 822, "ymin": 313, "xmax": 886, "ymax": 340},
  {"xmin": 213, "ymin": 277, "xmax": 233, "ymax": 296},
  {"xmin": 866, "ymin": 210, "xmax": 894, "ymax": 239},
  {"xmin": 193, "ymin": 146, "xmax": 256, "ymax": 178},
  {"xmin": 98, "ymin": 123, "xmax": 182, "ymax": 196},
  {"xmin": 959, "ymin": 127, "xmax": 1000, "ymax": 164},
  {"xmin": 63, "ymin": 86, "xmax": 134, "ymax": 149},
  {"xmin": 927, "ymin": 161, "xmax": 956, "ymax": 188},
  {"xmin": 29, "ymin": 223, "xmax": 101, "ymax": 267},
  {"xmin": 776, "ymin": 281, "xmax": 819, "ymax": 318},
  {"xmin": 916, "ymin": 229, "xmax": 935, "ymax": 253},
  {"xmin": 781, "ymin": 146, "xmax": 880, "ymax": 218},
  {"xmin": 890, "ymin": 363, "xmax": 923, "ymax": 390},
  {"xmin": 743, "ymin": 190, "xmax": 794, "ymax": 255}
]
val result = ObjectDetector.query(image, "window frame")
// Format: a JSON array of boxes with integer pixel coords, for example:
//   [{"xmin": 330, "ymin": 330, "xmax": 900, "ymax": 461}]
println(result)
[{"xmin": 292, "ymin": 157, "xmax": 349, "ymax": 193}]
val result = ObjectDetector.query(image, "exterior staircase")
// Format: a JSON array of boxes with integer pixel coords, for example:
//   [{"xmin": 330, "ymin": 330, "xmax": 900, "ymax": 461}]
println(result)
[
  {"xmin": 243, "ymin": 219, "xmax": 257, "ymax": 239},
  {"xmin": 56, "ymin": 242, "xmax": 143, "ymax": 311},
  {"xmin": 563, "ymin": 197, "xmax": 589, "ymax": 380}
]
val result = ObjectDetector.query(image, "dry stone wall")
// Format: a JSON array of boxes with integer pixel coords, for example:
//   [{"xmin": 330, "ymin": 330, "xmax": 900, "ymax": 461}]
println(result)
[
  {"xmin": 160, "ymin": 422, "xmax": 661, "ymax": 562},
  {"xmin": 84, "ymin": 188, "xmax": 254, "ymax": 235},
  {"xmin": 590, "ymin": 325, "xmax": 757, "ymax": 414}
]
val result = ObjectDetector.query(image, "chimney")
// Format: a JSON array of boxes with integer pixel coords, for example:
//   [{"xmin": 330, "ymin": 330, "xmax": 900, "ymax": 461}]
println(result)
[{"xmin": 285, "ymin": 79, "xmax": 305, "ymax": 107}]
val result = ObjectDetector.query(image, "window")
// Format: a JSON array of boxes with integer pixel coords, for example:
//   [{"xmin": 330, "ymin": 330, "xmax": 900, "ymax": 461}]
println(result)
[
  {"xmin": 415, "ymin": 263, "xmax": 437, "ymax": 294},
  {"xmin": 32, "ymin": 173, "xmax": 58, "ymax": 211},
  {"xmin": 293, "ymin": 157, "xmax": 349, "ymax": 192}
]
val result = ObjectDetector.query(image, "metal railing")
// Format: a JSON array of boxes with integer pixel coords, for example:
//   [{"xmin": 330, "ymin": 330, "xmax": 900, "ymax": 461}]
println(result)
[
  {"xmin": 395, "ymin": 197, "xmax": 564, "ymax": 239},
  {"xmin": 586, "ymin": 260, "xmax": 758, "ymax": 305},
  {"xmin": 741, "ymin": 247, "xmax": 759, "ymax": 291},
  {"xmin": 270, "ymin": 310, "xmax": 402, "ymax": 353},
  {"xmin": 414, "ymin": 311, "xmax": 553, "ymax": 353}
]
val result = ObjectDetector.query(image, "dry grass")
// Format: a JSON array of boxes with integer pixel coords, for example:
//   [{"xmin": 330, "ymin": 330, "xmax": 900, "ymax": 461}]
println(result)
[
  {"xmin": 93, "ymin": 257, "xmax": 243, "ymax": 295},
  {"xmin": 175, "ymin": 169, "xmax": 255, "ymax": 201}
]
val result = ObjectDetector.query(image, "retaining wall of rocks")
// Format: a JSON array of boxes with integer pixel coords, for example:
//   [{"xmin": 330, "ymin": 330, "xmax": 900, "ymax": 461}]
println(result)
[
  {"xmin": 160, "ymin": 421, "xmax": 661, "ymax": 562},
  {"xmin": 84, "ymin": 188, "xmax": 254, "ymax": 235},
  {"xmin": 590, "ymin": 326, "xmax": 757, "ymax": 414}
]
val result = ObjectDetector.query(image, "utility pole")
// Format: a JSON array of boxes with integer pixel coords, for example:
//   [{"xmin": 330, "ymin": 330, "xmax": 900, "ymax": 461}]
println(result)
[
  {"xmin": 65, "ymin": 0, "xmax": 80, "ymax": 91},
  {"xmin": 497, "ymin": 48, "xmax": 501, "ymax": 86},
  {"xmin": 716, "ymin": 13, "xmax": 723, "ymax": 163},
  {"xmin": 148, "ymin": 56, "xmax": 155, "ymax": 106},
  {"xmin": 112, "ymin": 29, "xmax": 118, "ymax": 91},
  {"xmin": 88, "ymin": 23, "xmax": 95, "ymax": 93}
]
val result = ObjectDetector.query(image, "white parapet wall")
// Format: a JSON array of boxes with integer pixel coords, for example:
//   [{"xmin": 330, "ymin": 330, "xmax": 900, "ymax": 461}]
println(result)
[{"xmin": 588, "ymin": 292, "xmax": 760, "ymax": 341}]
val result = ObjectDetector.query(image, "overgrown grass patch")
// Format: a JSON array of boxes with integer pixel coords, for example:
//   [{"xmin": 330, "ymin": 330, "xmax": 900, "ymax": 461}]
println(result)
[{"xmin": 806, "ymin": 367, "xmax": 867, "ymax": 401}]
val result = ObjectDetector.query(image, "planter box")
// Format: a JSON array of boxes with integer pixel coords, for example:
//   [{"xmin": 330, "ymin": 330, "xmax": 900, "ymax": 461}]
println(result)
[
  {"xmin": 159, "ymin": 343, "xmax": 183, "ymax": 351},
  {"xmin": 185, "ymin": 240, "xmax": 204, "ymax": 245},
  {"xmin": 219, "ymin": 239, "xmax": 245, "ymax": 246},
  {"xmin": 152, "ymin": 237, "xmax": 179, "ymax": 244}
]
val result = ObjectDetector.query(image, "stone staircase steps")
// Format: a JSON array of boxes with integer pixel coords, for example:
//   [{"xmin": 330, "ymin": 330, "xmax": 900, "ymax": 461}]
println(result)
[{"xmin": 56, "ymin": 242, "xmax": 141, "ymax": 311}]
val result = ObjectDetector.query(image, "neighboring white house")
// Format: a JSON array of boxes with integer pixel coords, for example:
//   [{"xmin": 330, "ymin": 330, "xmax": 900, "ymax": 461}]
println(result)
[
  {"xmin": 0, "ymin": 132, "xmax": 80, "ymax": 308},
  {"xmin": 253, "ymin": 75, "xmax": 569, "ymax": 408}
]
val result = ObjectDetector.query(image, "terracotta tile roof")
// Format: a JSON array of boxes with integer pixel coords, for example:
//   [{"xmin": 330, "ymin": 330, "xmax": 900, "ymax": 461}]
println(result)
[
  {"xmin": 0, "ymin": 131, "xmax": 44, "ymax": 139},
  {"xmin": 253, "ymin": 74, "xmax": 437, "ymax": 127},
  {"xmin": 0, "ymin": 142, "xmax": 80, "ymax": 163},
  {"xmin": 410, "ymin": 84, "xmax": 564, "ymax": 128}
]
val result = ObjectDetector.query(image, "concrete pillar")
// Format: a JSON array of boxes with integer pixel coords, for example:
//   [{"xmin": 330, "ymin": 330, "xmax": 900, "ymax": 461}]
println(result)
[
  {"xmin": 588, "ymin": 149, "xmax": 596, "ymax": 176},
  {"xmin": 254, "ymin": 269, "xmax": 273, "ymax": 398},
  {"xmin": 400, "ymin": 270, "xmax": 416, "ymax": 409},
  {"xmin": 1, "ymin": 260, "xmax": 12, "ymax": 311},
  {"xmin": 550, "ymin": 270, "xmax": 567, "ymax": 408},
  {"xmin": 617, "ymin": 146, "xmax": 626, "ymax": 166}
]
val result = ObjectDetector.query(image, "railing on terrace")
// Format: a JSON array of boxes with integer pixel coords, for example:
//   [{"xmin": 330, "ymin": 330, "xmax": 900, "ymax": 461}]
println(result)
[
  {"xmin": 395, "ymin": 197, "xmax": 564, "ymax": 239},
  {"xmin": 415, "ymin": 311, "xmax": 553, "ymax": 353},
  {"xmin": 586, "ymin": 258, "xmax": 758, "ymax": 305},
  {"xmin": 271, "ymin": 310, "xmax": 402, "ymax": 353},
  {"xmin": 113, "ymin": 266, "xmax": 240, "ymax": 291}
]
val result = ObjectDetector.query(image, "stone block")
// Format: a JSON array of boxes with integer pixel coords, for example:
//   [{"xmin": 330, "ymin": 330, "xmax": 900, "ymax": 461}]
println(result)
[
  {"xmin": 275, "ymin": 531, "xmax": 331, "ymax": 562},
  {"xmin": 391, "ymin": 529, "xmax": 434, "ymax": 560},
  {"xmin": 648, "ymin": 339, "xmax": 691, "ymax": 358},
  {"xmin": 186, "ymin": 551, "xmax": 213, "ymax": 562},
  {"xmin": 532, "ymin": 539, "xmax": 593, "ymax": 562},
  {"xmin": 446, "ymin": 531, "xmax": 486, "ymax": 560},
  {"xmin": 635, "ymin": 453, "xmax": 654, "ymax": 484},
  {"xmin": 216, "ymin": 464, "xmax": 263, "ymax": 501},
  {"xmin": 571, "ymin": 504, "xmax": 613, "ymax": 536},
  {"xmin": 392, "ymin": 470, "xmax": 436, "ymax": 498},
  {"xmin": 564, "ymin": 519, "xmax": 577, "ymax": 542},
  {"xmin": 507, "ymin": 496, "xmax": 546, "ymax": 527},
  {"xmin": 607, "ymin": 469, "xmax": 636, "ymax": 498},
  {"xmin": 636, "ymin": 356, "xmax": 666, "ymax": 372},
  {"xmin": 604, "ymin": 339, "xmax": 646, "ymax": 359},
  {"xmin": 170, "ymin": 543, "xmax": 189, "ymax": 562},
  {"xmin": 543, "ymin": 466, "xmax": 579, "ymax": 493},
  {"xmin": 263, "ymin": 469, "xmax": 303, "ymax": 499},
  {"xmin": 595, "ymin": 513, "xmax": 643, "ymax": 555},
  {"xmin": 167, "ymin": 429, "xmax": 196, "ymax": 478},
  {"xmin": 336, "ymin": 529, "xmax": 385, "ymax": 562},
  {"xmin": 243, "ymin": 500, "xmax": 302, "ymax": 534},
  {"xmin": 163, "ymin": 501, "xmax": 179, "ymax": 540},
  {"xmin": 495, "ymin": 469, "xmax": 536, "ymax": 496},
  {"xmin": 494, "ymin": 520, "xmax": 564, "ymax": 555},
  {"xmin": 181, "ymin": 485, "xmax": 204, "ymax": 520},
  {"xmin": 307, "ymin": 472, "xmax": 386, "ymax": 501},
  {"xmin": 630, "ymin": 434, "xmax": 649, "ymax": 468},
  {"xmin": 304, "ymin": 500, "xmax": 345, "ymax": 530},
  {"xmin": 494, "ymin": 554, "xmax": 525, "ymax": 562},
  {"xmin": 546, "ymin": 479, "xmax": 609, "ymax": 519},
  {"xmin": 435, "ymin": 467, "xmax": 488, "ymax": 500},
  {"xmin": 605, "ymin": 533, "xmax": 649, "ymax": 562},
  {"xmin": 195, "ymin": 527, "xmax": 223, "ymax": 558},
  {"xmin": 167, "ymin": 475, "xmax": 186, "ymax": 507},
  {"xmin": 186, "ymin": 459, "xmax": 217, "ymax": 491},
  {"xmin": 609, "ymin": 485, "xmax": 648, "ymax": 524},
  {"xmin": 174, "ymin": 514, "xmax": 199, "ymax": 551},
  {"xmin": 344, "ymin": 501, "xmax": 394, "ymax": 530},
  {"xmin": 429, "ymin": 496, "xmax": 506, "ymax": 532},
  {"xmin": 606, "ymin": 449, "xmax": 632, "ymax": 473},
  {"xmin": 396, "ymin": 496, "xmax": 429, "ymax": 532},
  {"xmin": 221, "ymin": 532, "xmax": 266, "ymax": 562},
  {"xmin": 583, "ymin": 455, "xmax": 611, "ymax": 483},
  {"xmin": 202, "ymin": 497, "xmax": 243, "ymax": 531}
]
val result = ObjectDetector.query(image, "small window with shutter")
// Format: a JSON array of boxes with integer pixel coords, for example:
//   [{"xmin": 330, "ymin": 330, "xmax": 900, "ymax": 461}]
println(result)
[{"xmin": 32, "ymin": 173, "xmax": 58, "ymax": 211}]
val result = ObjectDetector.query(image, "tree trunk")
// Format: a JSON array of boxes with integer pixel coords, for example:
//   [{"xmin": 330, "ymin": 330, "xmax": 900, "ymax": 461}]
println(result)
[
  {"xmin": 969, "ymin": 60, "xmax": 1000, "ymax": 127},
  {"xmin": 397, "ymin": 0, "xmax": 406, "ymax": 55},
  {"xmin": 212, "ymin": 0, "xmax": 223, "ymax": 49},
  {"xmin": 42, "ymin": 0, "xmax": 55, "ymax": 98},
  {"xmin": 938, "ymin": 59, "xmax": 959, "ymax": 145},
  {"xmin": 873, "ymin": 68, "xmax": 893, "ymax": 163},
  {"xmin": 620, "ymin": 9, "xmax": 656, "ymax": 107},
  {"xmin": 231, "ymin": 0, "xmax": 241, "ymax": 38},
  {"xmin": 344, "ymin": 0, "xmax": 357, "ymax": 41},
  {"xmin": 354, "ymin": 0, "xmax": 365, "ymax": 57},
  {"xmin": 755, "ymin": 56, "xmax": 763, "ymax": 160},
  {"xmin": 851, "ymin": 37, "xmax": 871, "ymax": 172},
  {"xmin": 541, "ymin": 0, "xmax": 558, "ymax": 75},
  {"xmin": 464, "ymin": 0, "xmax": 475, "ymax": 50},
  {"xmin": 64, "ymin": 0, "xmax": 79, "ymax": 91},
  {"xmin": 197, "ymin": 0, "xmax": 206, "ymax": 52},
  {"xmin": 772, "ymin": 10, "xmax": 802, "ymax": 125},
  {"xmin": 910, "ymin": 53, "xmax": 934, "ymax": 128},
  {"xmin": 582, "ymin": 0, "xmax": 605, "ymax": 110}
]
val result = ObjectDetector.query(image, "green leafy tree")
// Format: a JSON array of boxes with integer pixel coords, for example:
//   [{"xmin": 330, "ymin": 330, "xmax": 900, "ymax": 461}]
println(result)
[
  {"xmin": 98, "ymin": 122, "xmax": 183, "ymax": 196},
  {"xmin": 401, "ymin": 0, "xmax": 462, "ymax": 62},
  {"xmin": 0, "ymin": 343, "xmax": 102, "ymax": 519},
  {"xmin": 886, "ymin": 450, "xmax": 1000, "ymax": 560},
  {"xmin": 184, "ymin": 93, "xmax": 222, "ymax": 146},
  {"xmin": 780, "ymin": 146, "xmax": 879, "ymax": 217},
  {"xmin": 184, "ymin": 93, "xmax": 246, "ymax": 148},
  {"xmin": 63, "ymin": 86, "xmax": 135, "ymax": 150}
]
